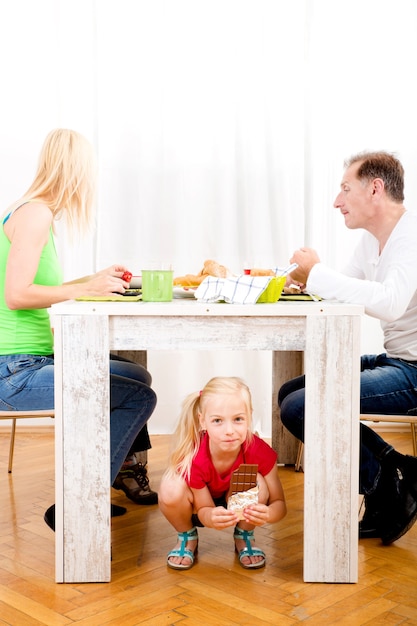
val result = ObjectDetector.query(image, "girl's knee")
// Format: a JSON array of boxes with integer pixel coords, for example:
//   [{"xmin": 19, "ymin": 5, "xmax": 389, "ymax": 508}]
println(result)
[{"xmin": 159, "ymin": 473, "xmax": 190, "ymax": 507}]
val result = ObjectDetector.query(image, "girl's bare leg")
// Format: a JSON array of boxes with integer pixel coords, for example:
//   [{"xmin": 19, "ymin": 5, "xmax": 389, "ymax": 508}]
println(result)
[
  {"xmin": 234, "ymin": 473, "xmax": 268, "ymax": 566},
  {"xmin": 159, "ymin": 473, "xmax": 198, "ymax": 567}
]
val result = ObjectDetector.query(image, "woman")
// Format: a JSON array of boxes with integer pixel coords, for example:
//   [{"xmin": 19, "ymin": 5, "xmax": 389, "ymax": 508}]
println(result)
[{"xmin": 0, "ymin": 128, "xmax": 157, "ymax": 522}]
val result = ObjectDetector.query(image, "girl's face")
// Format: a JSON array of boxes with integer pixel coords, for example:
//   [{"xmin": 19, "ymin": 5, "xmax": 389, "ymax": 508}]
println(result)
[{"xmin": 199, "ymin": 392, "xmax": 250, "ymax": 455}]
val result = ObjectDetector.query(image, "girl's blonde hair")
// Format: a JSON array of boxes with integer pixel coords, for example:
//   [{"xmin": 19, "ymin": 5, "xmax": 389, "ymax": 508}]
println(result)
[
  {"xmin": 22, "ymin": 128, "xmax": 96, "ymax": 232},
  {"xmin": 167, "ymin": 376, "xmax": 254, "ymax": 480}
]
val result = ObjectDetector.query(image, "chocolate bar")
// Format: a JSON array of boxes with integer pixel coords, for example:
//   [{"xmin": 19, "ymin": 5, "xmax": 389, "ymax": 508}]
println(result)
[{"xmin": 230, "ymin": 463, "xmax": 258, "ymax": 494}]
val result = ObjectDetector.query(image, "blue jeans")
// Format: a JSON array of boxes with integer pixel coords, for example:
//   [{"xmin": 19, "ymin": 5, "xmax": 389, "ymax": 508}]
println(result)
[
  {"xmin": 0, "ymin": 354, "xmax": 157, "ymax": 483},
  {"xmin": 109, "ymin": 354, "xmax": 152, "ymax": 455},
  {"xmin": 278, "ymin": 354, "xmax": 417, "ymax": 494}
]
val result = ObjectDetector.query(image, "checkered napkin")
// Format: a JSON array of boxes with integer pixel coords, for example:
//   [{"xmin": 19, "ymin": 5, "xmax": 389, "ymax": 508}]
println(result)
[{"xmin": 194, "ymin": 275, "xmax": 273, "ymax": 304}]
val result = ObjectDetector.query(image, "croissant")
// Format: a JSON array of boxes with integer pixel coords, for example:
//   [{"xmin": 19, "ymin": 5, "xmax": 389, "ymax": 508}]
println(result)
[{"xmin": 173, "ymin": 273, "xmax": 207, "ymax": 287}]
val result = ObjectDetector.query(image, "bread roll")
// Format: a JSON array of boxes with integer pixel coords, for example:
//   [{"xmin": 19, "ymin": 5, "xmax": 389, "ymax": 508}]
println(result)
[
  {"xmin": 173, "ymin": 259, "xmax": 231, "ymax": 286},
  {"xmin": 202, "ymin": 259, "xmax": 229, "ymax": 278},
  {"xmin": 250, "ymin": 268, "xmax": 275, "ymax": 277}
]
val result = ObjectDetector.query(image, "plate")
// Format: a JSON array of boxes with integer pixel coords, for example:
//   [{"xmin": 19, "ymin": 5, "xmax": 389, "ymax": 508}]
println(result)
[
  {"xmin": 76, "ymin": 295, "xmax": 142, "ymax": 302},
  {"xmin": 173, "ymin": 286, "xmax": 197, "ymax": 299},
  {"xmin": 279, "ymin": 293, "xmax": 321, "ymax": 301}
]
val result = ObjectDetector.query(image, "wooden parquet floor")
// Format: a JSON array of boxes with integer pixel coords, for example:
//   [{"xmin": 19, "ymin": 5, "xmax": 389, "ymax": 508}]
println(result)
[{"xmin": 1, "ymin": 429, "xmax": 417, "ymax": 625}]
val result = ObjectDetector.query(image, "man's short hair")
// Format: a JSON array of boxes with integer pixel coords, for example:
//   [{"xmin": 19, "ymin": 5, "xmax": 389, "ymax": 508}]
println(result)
[{"xmin": 345, "ymin": 151, "xmax": 404, "ymax": 202}]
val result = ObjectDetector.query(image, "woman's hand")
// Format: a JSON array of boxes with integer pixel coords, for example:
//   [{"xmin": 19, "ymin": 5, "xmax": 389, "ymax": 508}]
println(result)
[
  {"xmin": 71, "ymin": 265, "xmax": 132, "ymax": 296},
  {"xmin": 81, "ymin": 272, "xmax": 129, "ymax": 295},
  {"xmin": 94, "ymin": 264, "xmax": 129, "ymax": 280}
]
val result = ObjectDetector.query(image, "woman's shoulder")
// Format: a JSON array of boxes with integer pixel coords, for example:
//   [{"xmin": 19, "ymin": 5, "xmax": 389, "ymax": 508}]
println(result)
[
  {"xmin": 6, "ymin": 199, "xmax": 53, "ymax": 229},
  {"xmin": 19, "ymin": 199, "xmax": 52, "ymax": 215}
]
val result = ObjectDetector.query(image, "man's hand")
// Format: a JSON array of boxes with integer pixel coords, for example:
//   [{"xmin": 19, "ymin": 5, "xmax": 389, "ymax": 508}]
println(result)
[{"xmin": 289, "ymin": 247, "xmax": 320, "ymax": 284}]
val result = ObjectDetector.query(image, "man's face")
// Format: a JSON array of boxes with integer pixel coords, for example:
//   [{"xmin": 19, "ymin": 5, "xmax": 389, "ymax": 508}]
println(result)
[{"xmin": 333, "ymin": 162, "xmax": 376, "ymax": 230}]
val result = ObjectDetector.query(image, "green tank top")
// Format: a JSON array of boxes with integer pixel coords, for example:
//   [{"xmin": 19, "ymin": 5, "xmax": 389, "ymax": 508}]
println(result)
[{"xmin": 0, "ymin": 210, "xmax": 63, "ymax": 355}]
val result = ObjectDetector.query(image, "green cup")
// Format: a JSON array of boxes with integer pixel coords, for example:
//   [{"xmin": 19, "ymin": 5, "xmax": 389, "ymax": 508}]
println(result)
[{"xmin": 141, "ymin": 269, "xmax": 173, "ymax": 302}]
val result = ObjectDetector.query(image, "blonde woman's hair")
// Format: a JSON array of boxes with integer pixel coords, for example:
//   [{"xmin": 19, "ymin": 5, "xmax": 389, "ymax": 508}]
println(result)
[
  {"xmin": 22, "ymin": 128, "xmax": 97, "ymax": 232},
  {"xmin": 166, "ymin": 376, "xmax": 254, "ymax": 480}
]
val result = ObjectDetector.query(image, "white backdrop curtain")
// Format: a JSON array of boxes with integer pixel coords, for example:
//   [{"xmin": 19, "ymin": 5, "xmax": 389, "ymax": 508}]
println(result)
[{"xmin": 1, "ymin": 0, "xmax": 417, "ymax": 435}]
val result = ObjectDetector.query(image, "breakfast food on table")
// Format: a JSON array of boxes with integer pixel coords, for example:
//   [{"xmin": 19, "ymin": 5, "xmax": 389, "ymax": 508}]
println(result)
[
  {"xmin": 173, "ymin": 272, "xmax": 207, "ymax": 287},
  {"xmin": 283, "ymin": 283, "xmax": 303, "ymax": 294},
  {"xmin": 249, "ymin": 268, "xmax": 275, "ymax": 276},
  {"xmin": 173, "ymin": 259, "xmax": 231, "ymax": 287},
  {"xmin": 122, "ymin": 270, "xmax": 133, "ymax": 282}
]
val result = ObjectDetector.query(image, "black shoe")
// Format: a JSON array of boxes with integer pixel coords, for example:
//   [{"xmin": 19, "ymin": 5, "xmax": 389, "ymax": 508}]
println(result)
[
  {"xmin": 111, "ymin": 503, "xmax": 128, "ymax": 516},
  {"xmin": 381, "ymin": 481, "xmax": 417, "ymax": 545},
  {"xmin": 358, "ymin": 482, "xmax": 391, "ymax": 540},
  {"xmin": 113, "ymin": 462, "xmax": 158, "ymax": 505},
  {"xmin": 359, "ymin": 507, "xmax": 382, "ymax": 539},
  {"xmin": 391, "ymin": 452, "xmax": 417, "ymax": 496},
  {"xmin": 43, "ymin": 503, "xmax": 127, "ymax": 531}
]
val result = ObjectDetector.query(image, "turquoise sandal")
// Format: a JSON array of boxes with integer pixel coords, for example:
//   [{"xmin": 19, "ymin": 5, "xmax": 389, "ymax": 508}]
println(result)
[
  {"xmin": 167, "ymin": 527, "xmax": 198, "ymax": 570},
  {"xmin": 234, "ymin": 526, "xmax": 266, "ymax": 569}
]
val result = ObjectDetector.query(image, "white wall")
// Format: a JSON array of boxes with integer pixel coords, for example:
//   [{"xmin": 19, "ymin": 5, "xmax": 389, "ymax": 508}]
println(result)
[{"xmin": 0, "ymin": 0, "xmax": 414, "ymax": 437}]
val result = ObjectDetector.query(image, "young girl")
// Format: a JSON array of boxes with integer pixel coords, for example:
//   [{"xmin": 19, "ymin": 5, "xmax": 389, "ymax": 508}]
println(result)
[{"xmin": 159, "ymin": 376, "xmax": 287, "ymax": 570}]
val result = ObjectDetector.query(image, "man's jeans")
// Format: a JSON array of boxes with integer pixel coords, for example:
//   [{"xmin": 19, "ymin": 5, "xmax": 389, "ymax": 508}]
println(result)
[{"xmin": 278, "ymin": 353, "xmax": 417, "ymax": 494}]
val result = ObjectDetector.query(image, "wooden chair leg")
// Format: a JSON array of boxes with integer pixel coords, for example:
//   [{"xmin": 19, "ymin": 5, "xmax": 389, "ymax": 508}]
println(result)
[
  {"xmin": 295, "ymin": 441, "xmax": 304, "ymax": 472},
  {"xmin": 8, "ymin": 418, "xmax": 17, "ymax": 473},
  {"xmin": 411, "ymin": 423, "xmax": 417, "ymax": 457}
]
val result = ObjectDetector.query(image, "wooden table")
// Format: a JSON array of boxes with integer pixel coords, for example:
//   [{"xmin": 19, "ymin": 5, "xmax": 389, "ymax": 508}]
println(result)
[{"xmin": 51, "ymin": 299, "xmax": 362, "ymax": 583}]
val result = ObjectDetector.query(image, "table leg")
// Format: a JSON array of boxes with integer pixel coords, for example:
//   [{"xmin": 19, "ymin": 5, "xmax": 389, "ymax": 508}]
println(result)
[
  {"xmin": 303, "ymin": 315, "xmax": 360, "ymax": 583},
  {"xmin": 54, "ymin": 314, "xmax": 111, "ymax": 582}
]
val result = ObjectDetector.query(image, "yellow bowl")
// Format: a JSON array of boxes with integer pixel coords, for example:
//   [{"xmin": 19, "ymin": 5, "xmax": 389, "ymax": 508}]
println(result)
[{"xmin": 257, "ymin": 276, "xmax": 286, "ymax": 303}]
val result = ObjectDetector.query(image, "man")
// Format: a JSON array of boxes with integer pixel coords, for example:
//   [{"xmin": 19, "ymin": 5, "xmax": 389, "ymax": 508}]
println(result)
[{"xmin": 279, "ymin": 151, "xmax": 417, "ymax": 545}]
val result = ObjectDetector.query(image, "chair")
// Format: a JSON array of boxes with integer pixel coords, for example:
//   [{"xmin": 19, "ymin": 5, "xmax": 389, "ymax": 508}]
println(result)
[
  {"xmin": 294, "ymin": 413, "xmax": 417, "ymax": 471},
  {"xmin": 360, "ymin": 414, "xmax": 417, "ymax": 456},
  {"xmin": 0, "ymin": 409, "xmax": 55, "ymax": 473}
]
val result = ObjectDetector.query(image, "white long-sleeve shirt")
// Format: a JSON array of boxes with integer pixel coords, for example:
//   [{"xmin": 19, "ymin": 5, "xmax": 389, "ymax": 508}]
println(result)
[{"xmin": 307, "ymin": 211, "xmax": 417, "ymax": 360}]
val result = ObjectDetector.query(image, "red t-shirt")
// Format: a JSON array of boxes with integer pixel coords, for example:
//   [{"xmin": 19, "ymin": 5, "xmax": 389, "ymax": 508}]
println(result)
[{"xmin": 186, "ymin": 433, "xmax": 277, "ymax": 499}]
